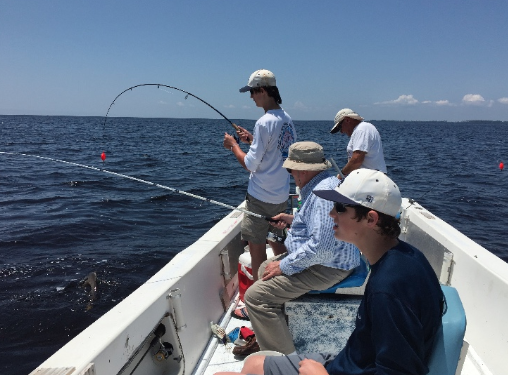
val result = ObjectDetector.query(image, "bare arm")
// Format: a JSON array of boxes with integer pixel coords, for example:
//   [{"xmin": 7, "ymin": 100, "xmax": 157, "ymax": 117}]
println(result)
[
  {"xmin": 341, "ymin": 150, "xmax": 366, "ymax": 176},
  {"xmin": 223, "ymin": 132, "xmax": 248, "ymax": 170}
]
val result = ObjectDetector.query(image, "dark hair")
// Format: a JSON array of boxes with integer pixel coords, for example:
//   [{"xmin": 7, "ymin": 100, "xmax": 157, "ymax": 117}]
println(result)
[
  {"xmin": 351, "ymin": 205, "xmax": 401, "ymax": 239},
  {"xmin": 262, "ymin": 86, "xmax": 282, "ymax": 104}
]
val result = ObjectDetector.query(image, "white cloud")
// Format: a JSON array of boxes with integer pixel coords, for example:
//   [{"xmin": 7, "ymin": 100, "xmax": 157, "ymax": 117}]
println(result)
[
  {"xmin": 177, "ymin": 101, "xmax": 185, "ymax": 107},
  {"xmin": 462, "ymin": 94, "xmax": 485, "ymax": 105},
  {"xmin": 498, "ymin": 97, "xmax": 508, "ymax": 105},
  {"xmin": 435, "ymin": 100, "xmax": 452, "ymax": 106},
  {"xmin": 375, "ymin": 94, "xmax": 418, "ymax": 105},
  {"xmin": 421, "ymin": 100, "xmax": 452, "ymax": 106},
  {"xmin": 224, "ymin": 104, "xmax": 235, "ymax": 108},
  {"xmin": 293, "ymin": 101, "xmax": 308, "ymax": 110}
]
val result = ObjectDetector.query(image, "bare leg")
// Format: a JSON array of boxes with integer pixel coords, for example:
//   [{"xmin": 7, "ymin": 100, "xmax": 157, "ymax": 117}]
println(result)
[
  {"xmin": 268, "ymin": 240, "xmax": 287, "ymax": 256},
  {"xmin": 242, "ymin": 355, "xmax": 266, "ymax": 374},
  {"xmin": 249, "ymin": 242, "xmax": 268, "ymax": 281}
]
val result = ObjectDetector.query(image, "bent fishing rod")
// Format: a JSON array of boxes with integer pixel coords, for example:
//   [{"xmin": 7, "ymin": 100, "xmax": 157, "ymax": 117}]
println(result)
[
  {"xmin": 103, "ymin": 83, "xmax": 242, "ymax": 142},
  {"xmin": 0, "ymin": 151, "xmax": 275, "ymax": 222}
]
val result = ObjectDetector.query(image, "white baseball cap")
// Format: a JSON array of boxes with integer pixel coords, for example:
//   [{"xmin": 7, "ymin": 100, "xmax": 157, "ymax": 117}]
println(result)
[
  {"xmin": 314, "ymin": 169, "xmax": 401, "ymax": 217},
  {"xmin": 239, "ymin": 69, "xmax": 277, "ymax": 93},
  {"xmin": 330, "ymin": 108, "xmax": 364, "ymax": 134}
]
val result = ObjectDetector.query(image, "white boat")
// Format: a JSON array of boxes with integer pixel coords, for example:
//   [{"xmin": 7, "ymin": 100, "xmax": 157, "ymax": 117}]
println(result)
[{"xmin": 30, "ymin": 198, "xmax": 508, "ymax": 375}]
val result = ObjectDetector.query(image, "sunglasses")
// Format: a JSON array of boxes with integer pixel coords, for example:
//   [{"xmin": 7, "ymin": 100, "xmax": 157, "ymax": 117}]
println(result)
[
  {"xmin": 335, "ymin": 119, "xmax": 344, "ymax": 133},
  {"xmin": 249, "ymin": 87, "xmax": 262, "ymax": 95},
  {"xmin": 334, "ymin": 202, "xmax": 356, "ymax": 213}
]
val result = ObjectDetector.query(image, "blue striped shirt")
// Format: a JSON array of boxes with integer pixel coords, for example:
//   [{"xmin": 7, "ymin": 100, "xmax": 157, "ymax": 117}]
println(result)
[{"xmin": 279, "ymin": 171, "xmax": 361, "ymax": 276}]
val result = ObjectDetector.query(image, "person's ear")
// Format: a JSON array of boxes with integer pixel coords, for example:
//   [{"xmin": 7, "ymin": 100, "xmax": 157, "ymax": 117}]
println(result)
[{"xmin": 366, "ymin": 210, "xmax": 379, "ymax": 227}]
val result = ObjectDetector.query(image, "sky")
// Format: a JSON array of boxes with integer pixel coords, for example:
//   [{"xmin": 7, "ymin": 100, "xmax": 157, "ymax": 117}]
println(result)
[{"xmin": 1, "ymin": 1, "xmax": 508, "ymax": 122}]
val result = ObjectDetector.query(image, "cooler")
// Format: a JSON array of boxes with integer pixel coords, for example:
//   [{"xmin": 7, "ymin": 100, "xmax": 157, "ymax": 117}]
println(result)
[{"xmin": 238, "ymin": 245, "xmax": 275, "ymax": 301}]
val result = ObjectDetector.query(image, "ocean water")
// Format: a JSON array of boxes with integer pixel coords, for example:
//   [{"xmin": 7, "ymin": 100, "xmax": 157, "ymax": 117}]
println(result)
[{"xmin": 1, "ymin": 115, "xmax": 507, "ymax": 375}]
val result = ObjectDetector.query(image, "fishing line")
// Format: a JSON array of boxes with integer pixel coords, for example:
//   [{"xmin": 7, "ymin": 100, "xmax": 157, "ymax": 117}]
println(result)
[
  {"xmin": 102, "ymin": 83, "xmax": 241, "ymax": 142},
  {"xmin": 0, "ymin": 151, "xmax": 275, "ymax": 222}
]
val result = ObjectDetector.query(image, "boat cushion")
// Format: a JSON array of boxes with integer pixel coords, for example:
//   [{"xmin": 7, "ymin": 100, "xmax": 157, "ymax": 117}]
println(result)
[
  {"xmin": 308, "ymin": 256, "xmax": 370, "ymax": 294},
  {"xmin": 427, "ymin": 285, "xmax": 467, "ymax": 375}
]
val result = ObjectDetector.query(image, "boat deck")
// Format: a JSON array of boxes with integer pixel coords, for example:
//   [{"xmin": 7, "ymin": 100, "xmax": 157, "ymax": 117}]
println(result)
[
  {"xmin": 198, "ymin": 293, "xmax": 490, "ymax": 375},
  {"xmin": 201, "ymin": 298, "xmax": 251, "ymax": 375}
]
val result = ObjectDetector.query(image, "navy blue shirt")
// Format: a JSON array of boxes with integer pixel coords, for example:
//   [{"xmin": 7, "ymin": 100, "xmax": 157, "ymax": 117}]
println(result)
[{"xmin": 325, "ymin": 240, "xmax": 443, "ymax": 375}]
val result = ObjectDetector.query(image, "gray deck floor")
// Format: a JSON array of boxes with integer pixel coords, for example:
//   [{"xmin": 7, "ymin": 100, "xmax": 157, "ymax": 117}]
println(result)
[{"xmin": 199, "ymin": 294, "xmax": 485, "ymax": 375}]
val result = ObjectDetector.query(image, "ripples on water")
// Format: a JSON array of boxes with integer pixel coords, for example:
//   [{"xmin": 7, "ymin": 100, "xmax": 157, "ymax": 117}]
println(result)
[{"xmin": 1, "ymin": 115, "xmax": 507, "ymax": 375}]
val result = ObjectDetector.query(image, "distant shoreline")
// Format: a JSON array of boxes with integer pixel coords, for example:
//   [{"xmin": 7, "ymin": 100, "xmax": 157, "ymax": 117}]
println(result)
[{"xmin": 1, "ymin": 114, "xmax": 507, "ymax": 124}]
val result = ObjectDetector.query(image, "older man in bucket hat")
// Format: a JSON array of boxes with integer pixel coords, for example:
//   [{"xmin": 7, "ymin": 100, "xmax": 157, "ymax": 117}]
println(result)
[
  {"xmin": 233, "ymin": 141, "xmax": 360, "ymax": 356},
  {"xmin": 330, "ymin": 108, "xmax": 386, "ymax": 177}
]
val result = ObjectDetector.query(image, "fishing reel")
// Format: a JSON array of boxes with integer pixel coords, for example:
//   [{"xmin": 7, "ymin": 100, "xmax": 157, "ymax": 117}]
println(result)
[
  {"xmin": 154, "ymin": 341, "xmax": 174, "ymax": 362},
  {"xmin": 267, "ymin": 229, "xmax": 287, "ymax": 244},
  {"xmin": 150, "ymin": 324, "xmax": 175, "ymax": 363}
]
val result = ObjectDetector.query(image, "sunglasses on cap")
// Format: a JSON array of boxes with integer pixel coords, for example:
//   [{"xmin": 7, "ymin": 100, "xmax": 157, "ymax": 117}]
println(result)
[{"xmin": 334, "ymin": 202, "xmax": 357, "ymax": 213}]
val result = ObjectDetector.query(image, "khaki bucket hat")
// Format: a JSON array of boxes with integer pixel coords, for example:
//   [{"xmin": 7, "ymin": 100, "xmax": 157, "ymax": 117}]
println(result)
[{"xmin": 282, "ymin": 141, "xmax": 332, "ymax": 171}]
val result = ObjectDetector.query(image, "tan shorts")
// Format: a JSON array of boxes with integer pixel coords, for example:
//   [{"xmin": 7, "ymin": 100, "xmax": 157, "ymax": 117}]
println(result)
[{"xmin": 241, "ymin": 193, "xmax": 287, "ymax": 244}]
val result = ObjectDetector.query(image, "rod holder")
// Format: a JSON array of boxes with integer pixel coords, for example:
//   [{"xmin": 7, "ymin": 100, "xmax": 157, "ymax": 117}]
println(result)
[
  {"xmin": 220, "ymin": 248, "xmax": 231, "ymax": 280},
  {"xmin": 168, "ymin": 289, "xmax": 187, "ymax": 331}
]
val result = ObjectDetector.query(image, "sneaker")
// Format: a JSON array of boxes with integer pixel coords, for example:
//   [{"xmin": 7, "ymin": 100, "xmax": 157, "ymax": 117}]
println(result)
[{"xmin": 232, "ymin": 336, "xmax": 260, "ymax": 356}]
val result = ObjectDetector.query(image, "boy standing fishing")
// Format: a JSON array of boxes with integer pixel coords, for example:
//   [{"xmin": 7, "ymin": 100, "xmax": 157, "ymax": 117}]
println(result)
[{"xmin": 223, "ymin": 69, "xmax": 296, "ymax": 284}]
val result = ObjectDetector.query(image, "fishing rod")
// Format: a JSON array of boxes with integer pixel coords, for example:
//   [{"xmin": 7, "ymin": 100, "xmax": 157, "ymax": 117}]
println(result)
[
  {"xmin": 0, "ymin": 151, "xmax": 275, "ymax": 222},
  {"xmin": 103, "ymin": 83, "xmax": 241, "ymax": 142}
]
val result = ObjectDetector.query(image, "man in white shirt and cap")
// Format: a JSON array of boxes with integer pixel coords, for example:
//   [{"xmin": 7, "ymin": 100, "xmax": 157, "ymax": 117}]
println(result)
[{"xmin": 330, "ymin": 108, "xmax": 387, "ymax": 177}]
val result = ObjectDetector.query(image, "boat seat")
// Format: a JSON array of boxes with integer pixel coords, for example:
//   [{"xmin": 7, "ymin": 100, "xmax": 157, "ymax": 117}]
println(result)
[
  {"xmin": 427, "ymin": 285, "xmax": 467, "ymax": 375},
  {"xmin": 308, "ymin": 255, "xmax": 370, "ymax": 295}
]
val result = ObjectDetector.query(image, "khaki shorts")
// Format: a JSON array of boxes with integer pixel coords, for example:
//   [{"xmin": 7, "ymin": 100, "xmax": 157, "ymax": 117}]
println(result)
[{"xmin": 241, "ymin": 193, "xmax": 287, "ymax": 244}]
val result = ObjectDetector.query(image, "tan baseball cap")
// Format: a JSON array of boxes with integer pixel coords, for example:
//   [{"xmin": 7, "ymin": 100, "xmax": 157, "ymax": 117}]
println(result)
[{"xmin": 330, "ymin": 108, "xmax": 364, "ymax": 134}]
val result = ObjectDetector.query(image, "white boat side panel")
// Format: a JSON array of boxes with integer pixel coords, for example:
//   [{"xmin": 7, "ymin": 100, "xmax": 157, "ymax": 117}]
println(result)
[
  {"xmin": 37, "ymin": 280, "xmax": 182, "ymax": 374},
  {"xmin": 402, "ymin": 200, "xmax": 508, "ymax": 375},
  {"xmin": 147, "ymin": 212, "xmax": 243, "ymax": 284},
  {"xmin": 34, "ymin": 206, "xmax": 244, "ymax": 375}
]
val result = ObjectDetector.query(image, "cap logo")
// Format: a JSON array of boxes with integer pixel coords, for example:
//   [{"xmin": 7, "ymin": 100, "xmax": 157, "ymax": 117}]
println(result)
[{"xmin": 365, "ymin": 195, "xmax": 374, "ymax": 203}]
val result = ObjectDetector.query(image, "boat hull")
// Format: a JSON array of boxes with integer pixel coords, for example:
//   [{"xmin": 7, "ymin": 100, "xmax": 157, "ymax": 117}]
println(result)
[{"xmin": 31, "ymin": 199, "xmax": 508, "ymax": 375}]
